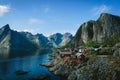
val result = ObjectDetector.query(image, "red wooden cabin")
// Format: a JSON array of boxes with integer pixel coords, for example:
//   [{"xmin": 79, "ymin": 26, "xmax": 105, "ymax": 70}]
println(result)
[
  {"xmin": 59, "ymin": 49, "xmax": 71, "ymax": 58},
  {"xmin": 75, "ymin": 52, "xmax": 85, "ymax": 60}
]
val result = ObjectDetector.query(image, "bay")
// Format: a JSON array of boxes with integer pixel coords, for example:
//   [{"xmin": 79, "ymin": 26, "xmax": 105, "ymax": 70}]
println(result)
[{"xmin": 0, "ymin": 53, "xmax": 60, "ymax": 80}]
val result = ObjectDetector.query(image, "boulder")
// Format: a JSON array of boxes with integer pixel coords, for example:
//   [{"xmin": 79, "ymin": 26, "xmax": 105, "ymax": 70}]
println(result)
[
  {"xmin": 15, "ymin": 70, "xmax": 28, "ymax": 75},
  {"xmin": 113, "ymin": 48, "xmax": 120, "ymax": 57},
  {"xmin": 29, "ymin": 73, "xmax": 49, "ymax": 80}
]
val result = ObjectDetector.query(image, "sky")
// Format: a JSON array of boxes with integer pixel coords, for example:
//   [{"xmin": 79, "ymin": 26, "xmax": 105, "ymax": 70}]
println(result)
[{"xmin": 0, "ymin": 0, "xmax": 120, "ymax": 36}]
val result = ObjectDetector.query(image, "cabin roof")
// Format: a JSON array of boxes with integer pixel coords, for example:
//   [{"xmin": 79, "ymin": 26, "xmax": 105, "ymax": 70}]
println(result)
[
  {"xmin": 75, "ymin": 52, "xmax": 82, "ymax": 56},
  {"xmin": 59, "ymin": 52, "xmax": 71, "ymax": 54}
]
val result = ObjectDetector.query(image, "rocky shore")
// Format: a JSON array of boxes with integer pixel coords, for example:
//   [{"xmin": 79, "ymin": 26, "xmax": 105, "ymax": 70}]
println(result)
[{"xmin": 41, "ymin": 44, "xmax": 120, "ymax": 80}]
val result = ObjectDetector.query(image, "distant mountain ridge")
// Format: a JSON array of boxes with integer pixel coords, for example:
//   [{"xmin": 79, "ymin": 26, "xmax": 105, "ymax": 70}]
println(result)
[
  {"xmin": 48, "ymin": 33, "xmax": 73, "ymax": 47},
  {"xmin": 0, "ymin": 24, "xmax": 73, "ymax": 56},
  {"xmin": 70, "ymin": 13, "xmax": 120, "ymax": 47}
]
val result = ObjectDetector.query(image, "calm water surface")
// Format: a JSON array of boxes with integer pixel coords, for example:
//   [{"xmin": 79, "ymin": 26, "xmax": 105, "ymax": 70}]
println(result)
[{"xmin": 0, "ymin": 53, "xmax": 60, "ymax": 80}]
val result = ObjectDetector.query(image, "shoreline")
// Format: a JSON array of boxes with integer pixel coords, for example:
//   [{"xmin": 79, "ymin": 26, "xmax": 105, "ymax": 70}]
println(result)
[{"xmin": 41, "ymin": 50, "xmax": 120, "ymax": 80}]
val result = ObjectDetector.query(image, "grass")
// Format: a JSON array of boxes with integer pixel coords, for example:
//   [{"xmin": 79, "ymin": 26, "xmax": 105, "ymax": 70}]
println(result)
[{"xmin": 81, "ymin": 41, "xmax": 102, "ymax": 48}]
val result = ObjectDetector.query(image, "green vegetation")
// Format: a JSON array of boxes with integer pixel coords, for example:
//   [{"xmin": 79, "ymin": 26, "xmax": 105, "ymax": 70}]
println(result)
[
  {"xmin": 81, "ymin": 41, "xmax": 101, "ymax": 48},
  {"xmin": 60, "ymin": 44, "xmax": 70, "ymax": 49}
]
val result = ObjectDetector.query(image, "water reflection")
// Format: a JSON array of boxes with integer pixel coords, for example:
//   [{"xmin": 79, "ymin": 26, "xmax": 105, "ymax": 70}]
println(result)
[
  {"xmin": 0, "ymin": 49, "xmax": 52, "ymax": 59},
  {"xmin": 0, "ymin": 48, "xmax": 10, "ymax": 59}
]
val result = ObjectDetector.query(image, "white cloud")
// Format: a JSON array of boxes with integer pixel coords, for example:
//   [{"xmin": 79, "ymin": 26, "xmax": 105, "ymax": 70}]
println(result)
[
  {"xmin": 92, "ymin": 5, "xmax": 111, "ymax": 15},
  {"xmin": 28, "ymin": 18, "xmax": 44, "ymax": 24},
  {"xmin": 0, "ymin": 5, "xmax": 10, "ymax": 17}
]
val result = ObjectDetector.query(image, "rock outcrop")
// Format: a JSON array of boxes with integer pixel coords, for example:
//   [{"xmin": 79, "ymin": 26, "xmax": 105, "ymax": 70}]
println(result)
[{"xmin": 71, "ymin": 13, "xmax": 120, "ymax": 47}]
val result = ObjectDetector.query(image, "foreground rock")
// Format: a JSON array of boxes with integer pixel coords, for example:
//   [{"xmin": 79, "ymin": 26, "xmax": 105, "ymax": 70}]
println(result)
[
  {"xmin": 15, "ymin": 70, "xmax": 28, "ymax": 75},
  {"xmin": 29, "ymin": 73, "xmax": 49, "ymax": 80},
  {"xmin": 42, "ymin": 53, "xmax": 120, "ymax": 80},
  {"xmin": 42, "ymin": 57, "xmax": 87, "ymax": 78},
  {"xmin": 68, "ymin": 55, "xmax": 120, "ymax": 80},
  {"xmin": 113, "ymin": 48, "xmax": 120, "ymax": 57}
]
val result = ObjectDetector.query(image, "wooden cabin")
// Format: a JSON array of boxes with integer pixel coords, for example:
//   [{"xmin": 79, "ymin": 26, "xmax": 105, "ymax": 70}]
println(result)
[
  {"xmin": 75, "ymin": 52, "xmax": 85, "ymax": 60},
  {"xmin": 59, "ymin": 49, "xmax": 72, "ymax": 58},
  {"xmin": 79, "ymin": 48, "xmax": 84, "ymax": 53},
  {"xmin": 84, "ymin": 48, "xmax": 88, "ymax": 53}
]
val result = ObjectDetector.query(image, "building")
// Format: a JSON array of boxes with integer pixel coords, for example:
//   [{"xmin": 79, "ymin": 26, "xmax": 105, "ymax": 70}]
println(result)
[
  {"xmin": 84, "ymin": 48, "xmax": 88, "ymax": 53},
  {"xmin": 79, "ymin": 48, "xmax": 84, "ymax": 53},
  {"xmin": 75, "ymin": 52, "xmax": 85, "ymax": 60},
  {"xmin": 59, "ymin": 49, "xmax": 72, "ymax": 58}
]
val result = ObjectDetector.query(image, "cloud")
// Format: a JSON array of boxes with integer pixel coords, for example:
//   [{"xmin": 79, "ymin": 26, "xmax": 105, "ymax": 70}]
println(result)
[
  {"xmin": 23, "ymin": 29, "xmax": 35, "ymax": 33},
  {"xmin": 0, "ymin": 5, "xmax": 10, "ymax": 17},
  {"xmin": 92, "ymin": 5, "xmax": 111, "ymax": 15},
  {"xmin": 28, "ymin": 18, "xmax": 44, "ymax": 24}
]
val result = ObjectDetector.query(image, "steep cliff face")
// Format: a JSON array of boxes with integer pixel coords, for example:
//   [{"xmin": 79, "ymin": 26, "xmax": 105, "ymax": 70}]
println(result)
[
  {"xmin": 71, "ymin": 13, "xmax": 120, "ymax": 47},
  {"xmin": 0, "ymin": 24, "xmax": 11, "ymax": 54}
]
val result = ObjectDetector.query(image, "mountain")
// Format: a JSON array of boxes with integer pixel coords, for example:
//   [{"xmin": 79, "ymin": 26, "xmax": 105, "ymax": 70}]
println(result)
[
  {"xmin": 48, "ymin": 33, "xmax": 73, "ymax": 47},
  {"xmin": 19, "ymin": 32, "xmax": 73, "ymax": 48},
  {"xmin": 0, "ymin": 24, "xmax": 73, "ymax": 58},
  {"xmin": 35, "ymin": 34, "xmax": 53, "ymax": 48},
  {"xmin": 19, "ymin": 32, "xmax": 52, "ymax": 49},
  {"xmin": 0, "ymin": 24, "xmax": 11, "ymax": 54},
  {"xmin": 70, "ymin": 13, "xmax": 120, "ymax": 47},
  {"xmin": 59, "ymin": 33, "xmax": 73, "ymax": 46},
  {"xmin": 0, "ymin": 24, "xmax": 38, "ymax": 57}
]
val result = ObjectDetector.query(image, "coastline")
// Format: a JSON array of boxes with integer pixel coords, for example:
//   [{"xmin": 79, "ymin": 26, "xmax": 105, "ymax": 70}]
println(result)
[{"xmin": 41, "ymin": 48, "xmax": 120, "ymax": 80}]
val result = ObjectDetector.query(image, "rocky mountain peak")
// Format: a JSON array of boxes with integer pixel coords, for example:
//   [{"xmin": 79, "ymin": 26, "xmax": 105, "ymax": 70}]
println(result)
[
  {"xmin": 98, "ymin": 13, "xmax": 120, "ymax": 21},
  {"xmin": 0, "ymin": 24, "xmax": 11, "ymax": 42},
  {"xmin": 0, "ymin": 24, "xmax": 10, "ymax": 32}
]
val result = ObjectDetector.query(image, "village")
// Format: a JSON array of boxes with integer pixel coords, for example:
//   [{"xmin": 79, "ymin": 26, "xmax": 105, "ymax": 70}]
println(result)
[
  {"xmin": 42, "ymin": 42, "xmax": 120, "ymax": 80},
  {"xmin": 55, "ymin": 46, "xmax": 102, "ymax": 61}
]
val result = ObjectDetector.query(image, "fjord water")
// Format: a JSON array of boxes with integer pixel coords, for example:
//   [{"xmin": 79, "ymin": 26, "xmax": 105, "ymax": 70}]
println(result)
[{"xmin": 0, "ymin": 53, "xmax": 59, "ymax": 80}]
